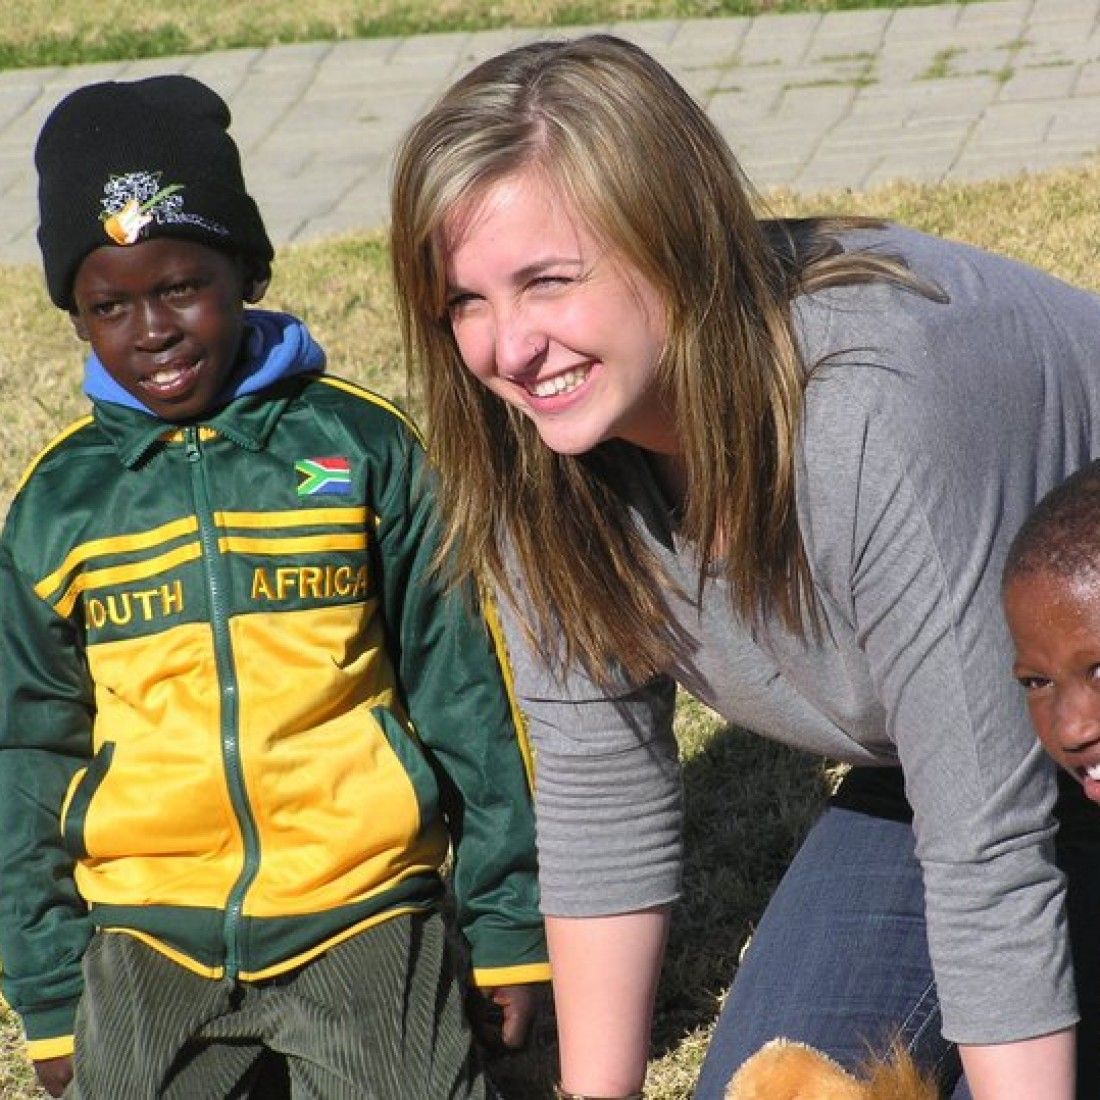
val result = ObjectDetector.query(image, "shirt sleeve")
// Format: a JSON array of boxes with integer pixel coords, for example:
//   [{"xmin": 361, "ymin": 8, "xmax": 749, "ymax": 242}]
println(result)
[
  {"xmin": 370, "ymin": 426, "xmax": 548, "ymax": 984},
  {"xmin": 0, "ymin": 535, "xmax": 95, "ymax": 1054},
  {"xmin": 492, "ymin": 589, "xmax": 684, "ymax": 917},
  {"xmin": 798, "ymin": 372, "xmax": 1076, "ymax": 1045}
]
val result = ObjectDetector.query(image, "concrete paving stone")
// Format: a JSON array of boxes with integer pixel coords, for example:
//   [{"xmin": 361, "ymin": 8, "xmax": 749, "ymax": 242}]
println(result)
[
  {"xmin": 1048, "ymin": 99, "xmax": 1100, "ymax": 139},
  {"xmin": 804, "ymin": 37, "xmax": 884, "ymax": 66},
  {"xmin": 1073, "ymin": 59, "xmax": 1100, "ymax": 95},
  {"xmin": 1023, "ymin": 21, "xmax": 1100, "ymax": 49},
  {"xmin": 948, "ymin": 46, "xmax": 1025, "ymax": 76},
  {"xmin": 738, "ymin": 13, "xmax": 823, "ymax": 66},
  {"xmin": 238, "ymin": 143, "xmax": 316, "ymax": 181},
  {"xmin": 958, "ymin": 0, "xmax": 1032, "ymax": 23},
  {"xmin": 246, "ymin": 41, "xmax": 336, "ymax": 73},
  {"xmin": 862, "ymin": 153, "xmax": 959, "ymax": 186},
  {"xmin": 735, "ymin": 122, "xmax": 818, "ymax": 150},
  {"xmin": 1029, "ymin": 0, "xmax": 1100, "ymax": 23},
  {"xmin": 183, "ymin": 47, "xmax": 263, "ymax": 89},
  {"xmin": 607, "ymin": 18, "xmax": 682, "ymax": 48},
  {"xmin": 0, "ymin": 86, "xmax": 40, "ymax": 132},
  {"xmin": 711, "ymin": 87, "xmax": 783, "ymax": 118},
  {"xmin": 443, "ymin": 26, "xmax": 536, "ymax": 63},
  {"xmin": 312, "ymin": 184, "xmax": 391, "ymax": 237},
  {"xmin": 862, "ymin": 55, "xmax": 935, "ymax": 84},
  {"xmin": 815, "ymin": 8, "xmax": 892, "ymax": 39},
  {"xmin": 893, "ymin": 75, "xmax": 1002, "ymax": 108},
  {"xmin": 775, "ymin": 59, "xmax": 873, "ymax": 90},
  {"xmin": 794, "ymin": 164, "xmax": 881, "ymax": 192},
  {"xmin": 234, "ymin": 68, "xmax": 319, "ymax": 103},
  {"xmin": 884, "ymin": 4, "xmax": 963, "ymax": 37},
  {"xmin": 4, "ymin": 1, "xmax": 1100, "ymax": 262},
  {"xmin": 971, "ymin": 99, "xmax": 1057, "ymax": 140},
  {"xmin": 818, "ymin": 123, "xmax": 966, "ymax": 156},
  {"xmin": 0, "ymin": 163, "xmax": 33, "ymax": 203},
  {"xmin": 775, "ymin": 83, "xmax": 857, "ymax": 122},
  {"xmin": 1016, "ymin": 36, "xmax": 1100, "ymax": 66},
  {"xmin": 668, "ymin": 17, "xmax": 750, "ymax": 58},
  {"xmin": 387, "ymin": 30, "xmax": 473, "ymax": 65},
  {"xmin": 0, "ymin": 235, "xmax": 38, "ymax": 267},
  {"xmin": 845, "ymin": 88, "xmax": 922, "ymax": 115},
  {"xmin": 949, "ymin": 147, "xmax": 1091, "ymax": 179},
  {"xmin": 998, "ymin": 65, "xmax": 1080, "ymax": 101}
]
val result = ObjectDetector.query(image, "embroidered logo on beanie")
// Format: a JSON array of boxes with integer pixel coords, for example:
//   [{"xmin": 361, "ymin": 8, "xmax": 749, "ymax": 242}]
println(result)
[{"xmin": 99, "ymin": 170, "xmax": 228, "ymax": 246}]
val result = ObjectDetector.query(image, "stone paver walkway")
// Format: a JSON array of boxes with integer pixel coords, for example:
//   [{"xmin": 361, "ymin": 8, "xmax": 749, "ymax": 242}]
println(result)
[{"xmin": 0, "ymin": 0, "xmax": 1098, "ymax": 264}]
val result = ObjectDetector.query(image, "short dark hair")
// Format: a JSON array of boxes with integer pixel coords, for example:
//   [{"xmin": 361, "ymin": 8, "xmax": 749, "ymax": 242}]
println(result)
[{"xmin": 1003, "ymin": 460, "xmax": 1100, "ymax": 587}]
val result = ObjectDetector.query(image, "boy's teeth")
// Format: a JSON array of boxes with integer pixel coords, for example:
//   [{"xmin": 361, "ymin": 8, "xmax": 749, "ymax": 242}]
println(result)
[
  {"xmin": 1086, "ymin": 763, "xmax": 1100, "ymax": 781},
  {"xmin": 530, "ymin": 366, "xmax": 588, "ymax": 398}
]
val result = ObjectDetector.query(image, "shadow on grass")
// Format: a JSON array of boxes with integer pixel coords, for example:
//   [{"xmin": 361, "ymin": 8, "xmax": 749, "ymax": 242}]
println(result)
[{"xmin": 652, "ymin": 724, "xmax": 832, "ymax": 1059}]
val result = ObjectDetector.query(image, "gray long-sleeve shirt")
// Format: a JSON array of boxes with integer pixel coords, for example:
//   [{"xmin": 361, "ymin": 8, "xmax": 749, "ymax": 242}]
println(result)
[{"xmin": 499, "ymin": 225, "xmax": 1100, "ymax": 1045}]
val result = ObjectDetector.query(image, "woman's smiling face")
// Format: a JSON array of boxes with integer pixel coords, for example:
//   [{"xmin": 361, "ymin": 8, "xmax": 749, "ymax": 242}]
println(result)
[{"xmin": 443, "ymin": 170, "xmax": 675, "ymax": 457}]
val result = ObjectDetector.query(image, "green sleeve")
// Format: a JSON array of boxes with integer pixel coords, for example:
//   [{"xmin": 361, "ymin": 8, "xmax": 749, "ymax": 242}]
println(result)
[
  {"xmin": 372, "ymin": 428, "xmax": 549, "ymax": 985},
  {"xmin": 0, "ymin": 536, "xmax": 95, "ymax": 1047}
]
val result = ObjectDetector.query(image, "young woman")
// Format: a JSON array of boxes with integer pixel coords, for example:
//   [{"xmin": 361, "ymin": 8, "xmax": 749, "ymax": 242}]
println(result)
[{"xmin": 390, "ymin": 34, "xmax": 1100, "ymax": 1100}]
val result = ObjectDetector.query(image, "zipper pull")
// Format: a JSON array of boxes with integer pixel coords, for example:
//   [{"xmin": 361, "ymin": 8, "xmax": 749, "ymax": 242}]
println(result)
[{"xmin": 185, "ymin": 426, "xmax": 201, "ymax": 464}]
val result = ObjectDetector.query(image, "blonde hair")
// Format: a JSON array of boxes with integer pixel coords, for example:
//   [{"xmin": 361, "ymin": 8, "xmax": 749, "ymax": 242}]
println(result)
[{"xmin": 391, "ymin": 34, "xmax": 941, "ymax": 683}]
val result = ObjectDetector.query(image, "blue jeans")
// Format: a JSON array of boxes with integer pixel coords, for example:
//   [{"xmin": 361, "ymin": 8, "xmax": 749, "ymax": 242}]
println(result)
[{"xmin": 694, "ymin": 769, "xmax": 1100, "ymax": 1100}]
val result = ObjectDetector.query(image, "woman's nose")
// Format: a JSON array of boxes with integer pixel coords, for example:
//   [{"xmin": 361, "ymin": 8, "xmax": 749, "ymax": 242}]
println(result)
[{"xmin": 494, "ymin": 306, "xmax": 548, "ymax": 377}]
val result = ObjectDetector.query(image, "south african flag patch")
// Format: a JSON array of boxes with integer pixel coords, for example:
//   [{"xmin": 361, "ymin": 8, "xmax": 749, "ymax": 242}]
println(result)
[{"xmin": 296, "ymin": 456, "xmax": 352, "ymax": 496}]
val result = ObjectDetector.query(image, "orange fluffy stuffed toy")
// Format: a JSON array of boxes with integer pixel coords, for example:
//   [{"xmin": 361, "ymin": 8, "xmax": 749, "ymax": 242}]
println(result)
[{"xmin": 725, "ymin": 1038, "xmax": 939, "ymax": 1100}]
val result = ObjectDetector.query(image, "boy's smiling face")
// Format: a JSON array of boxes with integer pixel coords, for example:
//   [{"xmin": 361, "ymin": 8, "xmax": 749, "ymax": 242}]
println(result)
[
  {"xmin": 69, "ymin": 237, "xmax": 267, "ymax": 422},
  {"xmin": 1003, "ymin": 569, "xmax": 1100, "ymax": 803}
]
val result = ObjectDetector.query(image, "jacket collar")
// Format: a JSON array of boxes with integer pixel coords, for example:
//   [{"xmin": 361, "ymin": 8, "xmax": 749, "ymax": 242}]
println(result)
[{"xmin": 87, "ymin": 309, "xmax": 326, "ymax": 468}]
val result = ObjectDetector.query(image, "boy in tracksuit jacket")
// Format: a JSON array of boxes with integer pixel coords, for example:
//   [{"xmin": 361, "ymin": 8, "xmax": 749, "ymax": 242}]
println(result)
[{"xmin": 0, "ymin": 76, "xmax": 549, "ymax": 1099}]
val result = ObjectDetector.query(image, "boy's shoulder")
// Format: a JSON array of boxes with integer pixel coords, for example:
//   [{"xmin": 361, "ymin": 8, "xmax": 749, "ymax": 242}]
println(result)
[
  {"xmin": 3, "ymin": 413, "xmax": 110, "ymax": 542},
  {"xmin": 9, "ymin": 412, "xmax": 107, "ymax": 501},
  {"xmin": 300, "ymin": 374, "xmax": 424, "ymax": 445}
]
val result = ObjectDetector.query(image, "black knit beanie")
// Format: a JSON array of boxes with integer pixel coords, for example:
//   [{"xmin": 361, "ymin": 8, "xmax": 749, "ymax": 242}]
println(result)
[{"xmin": 35, "ymin": 74, "xmax": 274, "ymax": 310}]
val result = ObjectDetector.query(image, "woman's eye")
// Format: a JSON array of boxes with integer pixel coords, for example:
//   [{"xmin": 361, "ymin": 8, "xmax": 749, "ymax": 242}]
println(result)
[
  {"xmin": 446, "ymin": 293, "xmax": 478, "ymax": 315},
  {"xmin": 91, "ymin": 300, "xmax": 122, "ymax": 318}
]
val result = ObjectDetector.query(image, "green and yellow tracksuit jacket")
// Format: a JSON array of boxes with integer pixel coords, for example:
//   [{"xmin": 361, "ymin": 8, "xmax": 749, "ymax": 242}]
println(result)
[{"xmin": 0, "ymin": 353, "xmax": 548, "ymax": 1059}]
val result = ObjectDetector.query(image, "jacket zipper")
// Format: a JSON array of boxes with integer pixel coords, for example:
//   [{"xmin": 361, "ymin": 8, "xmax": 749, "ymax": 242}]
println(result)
[{"xmin": 185, "ymin": 425, "xmax": 261, "ymax": 982}]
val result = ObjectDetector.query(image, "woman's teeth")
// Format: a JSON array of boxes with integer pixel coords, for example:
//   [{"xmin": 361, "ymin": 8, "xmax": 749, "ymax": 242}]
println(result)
[
  {"xmin": 1086, "ymin": 763, "xmax": 1100, "ymax": 782},
  {"xmin": 529, "ymin": 366, "xmax": 588, "ymax": 398}
]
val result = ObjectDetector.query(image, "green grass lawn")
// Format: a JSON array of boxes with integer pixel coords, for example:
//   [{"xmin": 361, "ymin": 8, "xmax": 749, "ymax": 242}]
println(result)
[
  {"xmin": 5, "ymin": 0, "xmax": 985, "ymax": 69},
  {"xmin": 2, "ymin": 156, "xmax": 1098, "ymax": 1096}
]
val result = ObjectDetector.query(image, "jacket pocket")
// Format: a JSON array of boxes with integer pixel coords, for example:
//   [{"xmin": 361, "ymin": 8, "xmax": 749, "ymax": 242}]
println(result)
[
  {"xmin": 370, "ymin": 706, "xmax": 440, "ymax": 828},
  {"xmin": 59, "ymin": 742, "xmax": 115, "ymax": 859}
]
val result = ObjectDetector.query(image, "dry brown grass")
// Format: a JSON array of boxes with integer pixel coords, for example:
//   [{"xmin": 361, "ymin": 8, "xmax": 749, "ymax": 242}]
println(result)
[{"xmin": 2, "ymin": 159, "xmax": 1099, "ymax": 1097}]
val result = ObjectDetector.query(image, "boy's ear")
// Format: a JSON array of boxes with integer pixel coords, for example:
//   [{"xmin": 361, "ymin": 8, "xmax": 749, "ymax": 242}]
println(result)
[
  {"xmin": 244, "ymin": 275, "xmax": 270, "ymax": 304},
  {"xmin": 242, "ymin": 260, "xmax": 271, "ymax": 305},
  {"xmin": 69, "ymin": 310, "xmax": 90, "ymax": 343}
]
